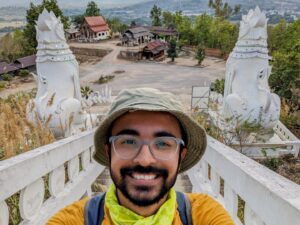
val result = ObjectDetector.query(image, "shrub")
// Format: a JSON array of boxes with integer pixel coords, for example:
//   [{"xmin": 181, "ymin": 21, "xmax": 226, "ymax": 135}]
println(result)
[
  {"xmin": 2, "ymin": 73, "xmax": 13, "ymax": 81},
  {"xmin": 212, "ymin": 78, "xmax": 225, "ymax": 94},
  {"xmin": 18, "ymin": 69, "xmax": 29, "ymax": 77},
  {"xmin": 97, "ymin": 75, "xmax": 115, "ymax": 84},
  {"xmin": 0, "ymin": 81, "xmax": 7, "ymax": 90},
  {"xmin": 167, "ymin": 38, "xmax": 177, "ymax": 62},
  {"xmin": 195, "ymin": 45, "xmax": 205, "ymax": 65},
  {"xmin": 81, "ymin": 86, "xmax": 93, "ymax": 99}
]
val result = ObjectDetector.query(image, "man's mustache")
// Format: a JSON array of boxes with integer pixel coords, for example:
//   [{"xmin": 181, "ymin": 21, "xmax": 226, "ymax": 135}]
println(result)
[{"xmin": 120, "ymin": 165, "xmax": 168, "ymax": 178}]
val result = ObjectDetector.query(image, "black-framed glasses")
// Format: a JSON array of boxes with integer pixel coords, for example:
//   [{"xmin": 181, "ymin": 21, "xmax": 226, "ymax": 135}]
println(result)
[{"xmin": 109, "ymin": 135, "xmax": 185, "ymax": 160}]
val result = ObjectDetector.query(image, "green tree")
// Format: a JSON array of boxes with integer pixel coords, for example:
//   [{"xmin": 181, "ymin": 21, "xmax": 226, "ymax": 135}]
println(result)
[
  {"xmin": 85, "ymin": 1, "xmax": 100, "ymax": 16},
  {"xmin": 23, "ymin": 0, "xmax": 69, "ymax": 55},
  {"xmin": 270, "ymin": 51, "xmax": 300, "ymax": 101},
  {"xmin": 268, "ymin": 19, "xmax": 300, "ymax": 109},
  {"xmin": 72, "ymin": 1, "xmax": 101, "ymax": 26},
  {"xmin": 208, "ymin": 0, "xmax": 241, "ymax": 20},
  {"xmin": 107, "ymin": 18, "xmax": 128, "ymax": 33},
  {"xmin": 268, "ymin": 19, "xmax": 288, "ymax": 53},
  {"xmin": 167, "ymin": 38, "xmax": 177, "ymax": 62},
  {"xmin": 194, "ymin": 13, "xmax": 213, "ymax": 46},
  {"xmin": 208, "ymin": 18, "xmax": 238, "ymax": 54},
  {"xmin": 195, "ymin": 45, "xmax": 205, "ymax": 65},
  {"xmin": 0, "ymin": 30, "xmax": 26, "ymax": 62},
  {"xmin": 162, "ymin": 11, "xmax": 176, "ymax": 27},
  {"xmin": 174, "ymin": 12, "xmax": 195, "ymax": 45},
  {"xmin": 150, "ymin": 4, "xmax": 162, "ymax": 26},
  {"xmin": 73, "ymin": 14, "xmax": 85, "ymax": 26},
  {"xmin": 130, "ymin": 20, "xmax": 137, "ymax": 27}
]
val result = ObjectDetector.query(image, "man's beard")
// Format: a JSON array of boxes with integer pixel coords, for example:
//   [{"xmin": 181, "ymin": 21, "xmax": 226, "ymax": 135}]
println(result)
[{"xmin": 110, "ymin": 165, "xmax": 178, "ymax": 206}]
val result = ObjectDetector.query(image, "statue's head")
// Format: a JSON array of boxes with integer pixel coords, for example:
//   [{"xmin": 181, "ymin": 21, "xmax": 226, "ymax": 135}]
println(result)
[
  {"xmin": 239, "ymin": 6, "xmax": 267, "ymax": 40},
  {"xmin": 36, "ymin": 8, "xmax": 66, "ymax": 44}
]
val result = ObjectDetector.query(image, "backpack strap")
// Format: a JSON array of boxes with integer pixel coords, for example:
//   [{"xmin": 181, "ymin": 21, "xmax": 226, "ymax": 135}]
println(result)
[
  {"xmin": 84, "ymin": 192, "xmax": 106, "ymax": 225},
  {"xmin": 176, "ymin": 191, "xmax": 193, "ymax": 225},
  {"xmin": 84, "ymin": 191, "xmax": 192, "ymax": 225}
]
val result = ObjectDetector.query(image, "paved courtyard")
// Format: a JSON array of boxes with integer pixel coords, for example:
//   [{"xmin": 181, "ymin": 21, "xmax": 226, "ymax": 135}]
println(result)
[
  {"xmin": 74, "ymin": 40, "xmax": 226, "ymax": 110},
  {"xmin": 0, "ymin": 40, "xmax": 226, "ymax": 109}
]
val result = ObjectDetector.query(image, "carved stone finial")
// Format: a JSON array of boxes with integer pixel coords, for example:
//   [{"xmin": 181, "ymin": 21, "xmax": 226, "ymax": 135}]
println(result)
[{"xmin": 232, "ymin": 6, "xmax": 270, "ymax": 60}]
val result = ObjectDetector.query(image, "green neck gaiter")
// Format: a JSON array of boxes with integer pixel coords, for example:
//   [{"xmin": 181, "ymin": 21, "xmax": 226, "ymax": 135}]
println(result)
[{"xmin": 105, "ymin": 184, "xmax": 176, "ymax": 225}]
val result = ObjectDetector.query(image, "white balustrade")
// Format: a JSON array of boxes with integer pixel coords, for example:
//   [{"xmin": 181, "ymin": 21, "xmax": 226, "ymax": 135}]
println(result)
[
  {"xmin": 0, "ymin": 129, "xmax": 104, "ymax": 225},
  {"xmin": 188, "ymin": 136, "xmax": 300, "ymax": 225},
  {"xmin": 1, "ymin": 128, "xmax": 300, "ymax": 225},
  {"xmin": 0, "ymin": 201, "xmax": 9, "ymax": 225},
  {"xmin": 274, "ymin": 121, "xmax": 300, "ymax": 157}
]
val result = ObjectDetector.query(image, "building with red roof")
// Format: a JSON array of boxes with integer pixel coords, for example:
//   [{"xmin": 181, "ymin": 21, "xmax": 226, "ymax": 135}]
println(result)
[{"xmin": 80, "ymin": 16, "xmax": 110, "ymax": 42}]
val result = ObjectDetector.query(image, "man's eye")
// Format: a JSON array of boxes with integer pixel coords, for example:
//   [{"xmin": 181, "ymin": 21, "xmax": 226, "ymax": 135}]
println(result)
[
  {"xmin": 155, "ymin": 141, "xmax": 170, "ymax": 148},
  {"xmin": 122, "ymin": 139, "xmax": 136, "ymax": 145}
]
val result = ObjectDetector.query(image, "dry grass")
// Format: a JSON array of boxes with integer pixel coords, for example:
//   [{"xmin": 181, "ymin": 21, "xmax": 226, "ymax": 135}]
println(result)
[{"xmin": 0, "ymin": 91, "xmax": 55, "ymax": 160}]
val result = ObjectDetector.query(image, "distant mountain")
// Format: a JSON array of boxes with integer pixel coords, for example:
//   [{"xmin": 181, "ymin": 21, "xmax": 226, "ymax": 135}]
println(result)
[
  {"xmin": 101, "ymin": 0, "xmax": 300, "ymax": 24},
  {"xmin": 0, "ymin": 0, "xmax": 299, "ymax": 23},
  {"xmin": 0, "ymin": 0, "xmax": 148, "ymax": 8},
  {"xmin": 0, "ymin": 7, "xmax": 26, "ymax": 20}
]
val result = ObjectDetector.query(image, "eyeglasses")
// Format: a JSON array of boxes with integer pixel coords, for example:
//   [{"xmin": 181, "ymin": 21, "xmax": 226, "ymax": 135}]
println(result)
[{"xmin": 109, "ymin": 135, "xmax": 185, "ymax": 160}]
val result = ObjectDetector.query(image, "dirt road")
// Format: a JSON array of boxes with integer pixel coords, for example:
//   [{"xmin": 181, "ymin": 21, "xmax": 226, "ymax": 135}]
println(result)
[
  {"xmin": 71, "ymin": 40, "xmax": 226, "ymax": 109},
  {"xmin": 1, "ymin": 40, "xmax": 226, "ymax": 109}
]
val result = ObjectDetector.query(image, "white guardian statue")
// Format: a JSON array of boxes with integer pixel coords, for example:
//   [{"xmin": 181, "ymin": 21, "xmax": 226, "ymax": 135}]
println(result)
[
  {"xmin": 222, "ymin": 7, "xmax": 280, "ymax": 129},
  {"xmin": 27, "ymin": 9, "xmax": 89, "ymax": 137}
]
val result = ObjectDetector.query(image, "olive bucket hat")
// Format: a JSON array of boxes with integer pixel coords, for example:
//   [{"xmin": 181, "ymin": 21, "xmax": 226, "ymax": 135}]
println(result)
[{"xmin": 94, "ymin": 87, "xmax": 207, "ymax": 173}]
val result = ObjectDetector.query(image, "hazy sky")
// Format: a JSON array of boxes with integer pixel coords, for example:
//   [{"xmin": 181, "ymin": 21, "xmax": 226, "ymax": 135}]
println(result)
[{"xmin": 0, "ymin": 0, "xmax": 150, "ymax": 8}]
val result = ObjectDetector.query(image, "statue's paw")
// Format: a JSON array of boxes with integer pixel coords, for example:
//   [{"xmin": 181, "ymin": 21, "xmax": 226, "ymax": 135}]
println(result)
[{"xmin": 223, "ymin": 94, "xmax": 244, "ymax": 118}]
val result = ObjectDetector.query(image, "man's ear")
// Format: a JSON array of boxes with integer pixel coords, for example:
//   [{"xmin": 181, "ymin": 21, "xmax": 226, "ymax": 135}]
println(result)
[
  {"xmin": 180, "ymin": 148, "xmax": 187, "ymax": 162},
  {"xmin": 104, "ymin": 144, "xmax": 110, "ymax": 157}
]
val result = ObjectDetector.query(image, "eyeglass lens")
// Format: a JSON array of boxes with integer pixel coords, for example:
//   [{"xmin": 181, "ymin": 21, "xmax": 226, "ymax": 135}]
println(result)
[{"xmin": 112, "ymin": 135, "xmax": 180, "ymax": 160}]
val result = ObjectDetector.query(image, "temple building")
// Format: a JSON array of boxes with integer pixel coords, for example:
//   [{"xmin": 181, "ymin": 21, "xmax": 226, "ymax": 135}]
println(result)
[
  {"xmin": 143, "ymin": 40, "xmax": 166, "ymax": 61},
  {"xmin": 80, "ymin": 16, "xmax": 110, "ymax": 42},
  {"xmin": 121, "ymin": 27, "xmax": 153, "ymax": 46}
]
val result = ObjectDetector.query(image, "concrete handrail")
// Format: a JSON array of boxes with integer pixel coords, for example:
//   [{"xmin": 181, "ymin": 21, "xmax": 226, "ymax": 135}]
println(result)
[
  {"xmin": 0, "ymin": 129, "xmax": 104, "ymax": 225},
  {"xmin": 188, "ymin": 136, "xmax": 300, "ymax": 225}
]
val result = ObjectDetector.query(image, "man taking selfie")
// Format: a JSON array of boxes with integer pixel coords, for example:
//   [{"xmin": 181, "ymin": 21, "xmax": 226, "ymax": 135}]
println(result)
[{"xmin": 47, "ymin": 88, "xmax": 234, "ymax": 225}]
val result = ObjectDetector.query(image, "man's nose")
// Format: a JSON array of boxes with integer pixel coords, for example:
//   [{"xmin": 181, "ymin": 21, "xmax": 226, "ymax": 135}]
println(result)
[{"xmin": 133, "ymin": 144, "xmax": 157, "ymax": 166}]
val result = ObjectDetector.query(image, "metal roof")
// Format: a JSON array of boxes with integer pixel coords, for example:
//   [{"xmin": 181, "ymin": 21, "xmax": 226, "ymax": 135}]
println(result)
[
  {"xmin": 14, "ymin": 55, "xmax": 36, "ymax": 68},
  {"xmin": 84, "ymin": 16, "xmax": 110, "ymax": 33},
  {"xmin": 144, "ymin": 40, "xmax": 166, "ymax": 54},
  {"xmin": 125, "ymin": 27, "xmax": 152, "ymax": 39},
  {"xmin": 0, "ymin": 62, "xmax": 18, "ymax": 74},
  {"xmin": 145, "ymin": 26, "xmax": 178, "ymax": 36}
]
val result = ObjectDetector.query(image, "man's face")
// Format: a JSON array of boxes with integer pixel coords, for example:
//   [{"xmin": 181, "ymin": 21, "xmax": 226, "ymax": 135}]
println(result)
[{"xmin": 107, "ymin": 111, "xmax": 186, "ymax": 206}]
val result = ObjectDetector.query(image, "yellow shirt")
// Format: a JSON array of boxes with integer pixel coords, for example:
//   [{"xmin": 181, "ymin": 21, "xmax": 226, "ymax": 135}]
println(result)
[{"xmin": 47, "ymin": 193, "xmax": 234, "ymax": 225}]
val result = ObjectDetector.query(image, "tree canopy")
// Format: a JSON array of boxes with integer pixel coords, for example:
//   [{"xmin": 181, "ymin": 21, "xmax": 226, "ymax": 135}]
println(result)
[
  {"xmin": 85, "ymin": 1, "xmax": 101, "ymax": 17},
  {"xmin": 268, "ymin": 19, "xmax": 300, "ymax": 111},
  {"xmin": 208, "ymin": 0, "xmax": 241, "ymax": 20},
  {"xmin": 107, "ymin": 18, "xmax": 128, "ymax": 34},
  {"xmin": 73, "ymin": 1, "xmax": 101, "ymax": 26},
  {"xmin": 150, "ymin": 4, "xmax": 162, "ymax": 26},
  {"xmin": 167, "ymin": 38, "xmax": 177, "ymax": 62},
  {"xmin": 0, "ymin": 30, "xmax": 26, "ymax": 62}
]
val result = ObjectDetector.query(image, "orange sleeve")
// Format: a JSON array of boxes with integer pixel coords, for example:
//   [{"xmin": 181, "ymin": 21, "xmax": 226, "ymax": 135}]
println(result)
[
  {"xmin": 46, "ymin": 198, "xmax": 88, "ymax": 225},
  {"xmin": 188, "ymin": 193, "xmax": 235, "ymax": 225}
]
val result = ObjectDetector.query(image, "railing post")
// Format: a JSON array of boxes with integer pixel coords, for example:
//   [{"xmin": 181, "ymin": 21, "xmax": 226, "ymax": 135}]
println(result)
[
  {"xmin": 0, "ymin": 201, "xmax": 9, "ymax": 225},
  {"xmin": 244, "ymin": 203, "xmax": 265, "ymax": 225},
  {"xmin": 19, "ymin": 178, "xmax": 45, "ymax": 221},
  {"xmin": 224, "ymin": 183, "xmax": 238, "ymax": 220}
]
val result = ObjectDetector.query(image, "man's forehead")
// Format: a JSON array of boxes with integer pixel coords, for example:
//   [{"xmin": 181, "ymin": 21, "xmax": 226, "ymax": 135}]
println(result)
[{"xmin": 110, "ymin": 110, "xmax": 182, "ymax": 133}]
